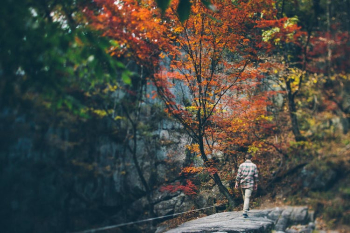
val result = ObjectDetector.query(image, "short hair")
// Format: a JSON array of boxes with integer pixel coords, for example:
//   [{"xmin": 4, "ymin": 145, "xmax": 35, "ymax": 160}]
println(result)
[{"xmin": 245, "ymin": 154, "xmax": 252, "ymax": 159}]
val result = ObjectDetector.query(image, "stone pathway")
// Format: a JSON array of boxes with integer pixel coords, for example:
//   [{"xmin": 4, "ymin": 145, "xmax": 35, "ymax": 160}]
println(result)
[{"xmin": 163, "ymin": 206, "xmax": 316, "ymax": 233}]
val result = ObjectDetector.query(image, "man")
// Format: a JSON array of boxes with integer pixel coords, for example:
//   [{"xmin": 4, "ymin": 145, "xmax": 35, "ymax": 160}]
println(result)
[{"xmin": 235, "ymin": 154, "xmax": 259, "ymax": 218}]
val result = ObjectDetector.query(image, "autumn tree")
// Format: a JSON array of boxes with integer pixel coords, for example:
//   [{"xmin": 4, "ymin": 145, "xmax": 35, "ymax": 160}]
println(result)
[
  {"xmin": 258, "ymin": 15, "xmax": 306, "ymax": 142},
  {"xmin": 152, "ymin": 0, "xmax": 282, "ymax": 207},
  {"xmin": 85, "ymin": 0, "xmax": 171, "ymax": 70},
  {"xmin": 271, "ymin": 0, "xmax": 350, "ymax": 141},
  {"xmin": 301, "ymin": 0, "xmax": 350, "ymax": 137},
  {"xmin": 86, "ymin": 0, "xmax": 300, "ymax": 208},
  {"xmin": 211, "ymin": 91, "xmax": 277, "ymax": 166},
  {"xmin": 84, "ymin": 0, "xmax": 175, "ymax": 219}
]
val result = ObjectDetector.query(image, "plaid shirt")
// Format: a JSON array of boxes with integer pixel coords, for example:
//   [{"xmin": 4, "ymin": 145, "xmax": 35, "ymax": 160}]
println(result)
[{"xmin": 236, "ymin": 160, "xmax": 259, "ymax": 189}]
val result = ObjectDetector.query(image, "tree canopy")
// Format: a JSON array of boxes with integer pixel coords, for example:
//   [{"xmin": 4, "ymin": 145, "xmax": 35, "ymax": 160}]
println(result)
[{"xmin": 1, "ymin": 0, "xmax": 350, "ymax": 232}]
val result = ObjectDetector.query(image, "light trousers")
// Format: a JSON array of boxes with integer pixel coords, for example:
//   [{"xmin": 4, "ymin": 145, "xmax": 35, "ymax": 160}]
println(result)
[{"xmin": 241, "ymin": 188, "xmax": 253, "ymax": 214}]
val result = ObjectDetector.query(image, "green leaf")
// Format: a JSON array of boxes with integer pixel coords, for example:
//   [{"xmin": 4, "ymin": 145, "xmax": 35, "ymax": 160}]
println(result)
[
  {"xmin": 201, "ymin": 0, "xmax": 211, "ymax": 8},
  {"xmin": 57, "ymin": 99, "xmax": 63, "ymax": 108},
  {"xmin": 109, "ymin": 40, "xmax": 119, "ymax": 47},
  {"xmin": 207, "ymin": 14, "xmax": 221, "ymax": 23},
  {"xmin": 230, "ymin": 0, "xmax": 238, "ymax": 6},
  {"xmin": 115, "ymin": 61, "xmax": 126, "ymax": 69},
  {"xmin": 156, "ymin": 0, "xmax": 171, "ymax": 14},
  {"xmin": 122, "ymin": 72, "xmax": 132, "ymax": 85},
  {"xmin": 65, "ymin": 99, "xmax": 73, "ymax": 110},
  {"xmin": 177, "ymin": 0, "xmax": 191, "ymax": 22}
]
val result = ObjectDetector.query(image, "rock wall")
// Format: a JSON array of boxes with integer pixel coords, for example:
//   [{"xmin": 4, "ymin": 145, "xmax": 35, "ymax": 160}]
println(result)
[{"xmin": 0, "ymin": 105, "xmax": 194, "ymax": 233}]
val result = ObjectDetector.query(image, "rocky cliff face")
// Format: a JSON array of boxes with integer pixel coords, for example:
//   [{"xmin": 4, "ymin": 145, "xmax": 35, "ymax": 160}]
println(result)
[{"xmin": 0, "ymin": 103, "xmax": 197, "ymax": 233}]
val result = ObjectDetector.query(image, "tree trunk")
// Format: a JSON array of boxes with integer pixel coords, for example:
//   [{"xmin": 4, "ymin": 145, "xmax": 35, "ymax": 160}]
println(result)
[
  {"xmin": 198, "ymin": 136, "xmax": 236, "ymax": 209},
  {"xmin": 347, "ymin": 0, "xmax": 350, "ymax": 32},
  {"xmin": 326, "ymin": 0, "xmax": 331, "ymax": 78},
  {"xmin": 312, "ymin": 0, "xmax": 321, "ymax": 28},
  {"xmin": 131, "ymin": 127, "xmax": 155, "ymax": 217},
  {"xmin": 212, "ymin": 173, "xmax": 236, "ymax": 208},
  {"xmin": 122, "ymin": 102, "xmax": 156, "ymax": 218},
  {"xmin": 286, "ymin": 81, "xmax": 305, "ymax": 142}
]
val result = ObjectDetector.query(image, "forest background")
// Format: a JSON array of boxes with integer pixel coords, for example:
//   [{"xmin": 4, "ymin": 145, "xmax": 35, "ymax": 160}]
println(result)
[{"xmin": 1, "ymin": 0, "xmax": 350, "ymax": 232}]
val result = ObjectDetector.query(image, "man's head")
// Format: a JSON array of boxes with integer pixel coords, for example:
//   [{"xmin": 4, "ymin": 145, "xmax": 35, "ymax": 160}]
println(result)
[{"xmin": 245, "ymin": 154, "xmax": 252, "ymax": 160}]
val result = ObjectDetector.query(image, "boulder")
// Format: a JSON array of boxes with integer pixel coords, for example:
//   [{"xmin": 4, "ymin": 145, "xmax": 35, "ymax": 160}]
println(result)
[
  {"xmin": 300, "ymin": 163, "xmax": 338, "ymax": 191},
  {"xmin": 163, "ymin": 206, "xmax": 311, "ymax": 233},
  {"xmin": 275, "ymin": 207, "xmax": 293, "ymax": 231},
  {"xmin": 165, "ymin": 211, "xmax": 274, "ymax": 233}
]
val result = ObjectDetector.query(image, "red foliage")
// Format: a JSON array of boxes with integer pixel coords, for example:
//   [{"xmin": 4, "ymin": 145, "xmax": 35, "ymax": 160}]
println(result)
[
  {"xmin": 84, "ymin": 0, "xmax": 172, "ymax": 67},
  {"xmin": 306, "ymin": 31, "xmax": 350, "ymax": 74},
  {"xmin": 160, "ymin": 180, "xmax": 197, "ymax": 196},
  {"xmin": 180, "ymin": 166, "xmax": 203, "ymax": 177},
  {"xmin": 256, "ymin": 17, "xmax": 305, "ymax": 46}
]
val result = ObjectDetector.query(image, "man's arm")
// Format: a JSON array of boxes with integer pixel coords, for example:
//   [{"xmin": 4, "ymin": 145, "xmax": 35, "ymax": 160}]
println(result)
[{"xmin": 254, "ymin": 165, "xmax": 259, "ymax": 190}]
